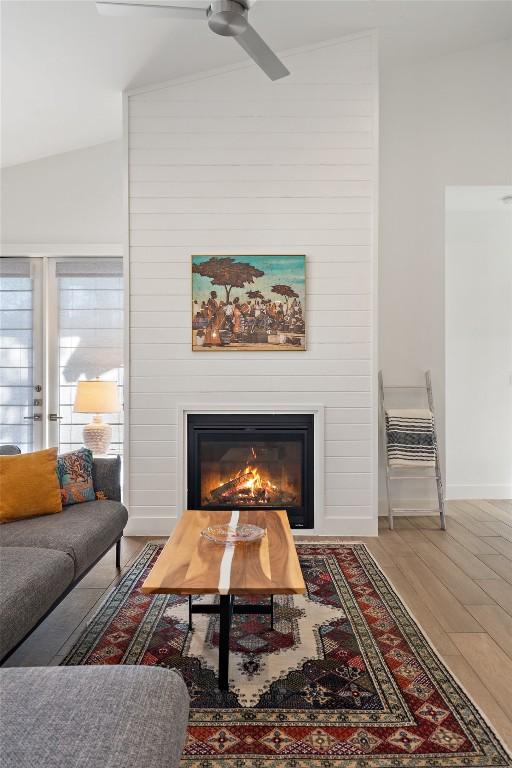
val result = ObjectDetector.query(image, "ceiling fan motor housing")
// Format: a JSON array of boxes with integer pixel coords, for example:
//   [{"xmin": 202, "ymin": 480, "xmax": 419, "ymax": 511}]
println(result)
[{"xmin": 207, "ymin": 0, "xmax": 248, "ymax": 37}]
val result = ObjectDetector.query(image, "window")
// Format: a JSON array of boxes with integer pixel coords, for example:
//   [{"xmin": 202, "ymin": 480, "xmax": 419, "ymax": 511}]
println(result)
[
  {"xmin": 0, "ymin": 255, "xmax": 123, "ymax": 456},
  {"xmin": 56, "ymin": 259, "xmax": 124, "ymax": 455},
  {"xmin": 0, "ymin": 258, "xmax": 36, "ymax": 452}
]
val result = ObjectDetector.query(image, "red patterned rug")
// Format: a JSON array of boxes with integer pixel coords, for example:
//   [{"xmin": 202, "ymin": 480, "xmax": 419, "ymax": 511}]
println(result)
[{"xmin": 63, "ymin": 542, "xmax": 511, "ymax": 766}]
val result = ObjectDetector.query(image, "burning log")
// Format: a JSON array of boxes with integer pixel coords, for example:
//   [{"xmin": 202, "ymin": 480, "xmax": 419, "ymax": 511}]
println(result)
[{"xmin": 210, "ymin": 471, "xmax": 255, "ymax": 500}]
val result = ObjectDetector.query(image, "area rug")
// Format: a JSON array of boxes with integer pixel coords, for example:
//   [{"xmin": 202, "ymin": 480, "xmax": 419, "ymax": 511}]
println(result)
[{"xmin": 63, "ymin": 542, "xmax": 511, "ymax": 766}]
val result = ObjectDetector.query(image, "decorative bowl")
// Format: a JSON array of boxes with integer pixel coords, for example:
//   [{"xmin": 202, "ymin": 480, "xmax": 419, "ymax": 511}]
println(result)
[{"xmin": 201, "ymin": 523, "xmax": 266, "ymax": 545}]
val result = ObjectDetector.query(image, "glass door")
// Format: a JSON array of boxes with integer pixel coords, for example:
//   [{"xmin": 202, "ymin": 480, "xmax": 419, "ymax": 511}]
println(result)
[
  {"xmin": 0, "ymin": 257, "xmax": 43, "ymax": 452},
  {"xmin": 0, "ymin": 255, "xmax": 123, "ymax": 456}
]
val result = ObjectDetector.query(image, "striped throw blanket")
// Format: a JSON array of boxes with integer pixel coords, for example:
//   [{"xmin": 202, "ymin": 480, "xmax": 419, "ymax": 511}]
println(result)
[{"xmin": 385, "ymin": 409, "xmax": 436, "ymax": 467}]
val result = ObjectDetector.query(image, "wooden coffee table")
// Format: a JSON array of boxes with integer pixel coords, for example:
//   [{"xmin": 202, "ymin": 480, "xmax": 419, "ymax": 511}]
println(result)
[{"xmin": 141, "ymin": 509, "xmax": 305, "ymax": 690}]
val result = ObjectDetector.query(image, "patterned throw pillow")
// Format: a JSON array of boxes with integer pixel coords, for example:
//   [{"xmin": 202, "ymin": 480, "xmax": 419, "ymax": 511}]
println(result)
[{"xmin": 57, "ymin": 448, "xmax": 95, "ymax": 506}]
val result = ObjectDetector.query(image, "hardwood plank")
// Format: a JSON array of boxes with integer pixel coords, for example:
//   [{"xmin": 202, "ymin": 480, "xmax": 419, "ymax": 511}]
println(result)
[
  {"xmin": 421, "ymin": 529, "xmax": 499, "ymax": 580},
  {"xmin": 485, "ymin": 522, "xmax": 512, "ymax": 543},
  {"xmin": 482, "ymin": 537, "xmax": 512, "ymax": 559},
  {"xmin": 409, "ymin": 516, "xmax": 439, "ymax": 530},
  {"xmin": 395, "ymin": 556, "xmax": 484, "ymax": 634},
  {"xmin": 449, "ymin": 500, "xmax": 495, "ymax": 523},
  {"xmin": 407, "ymin": 542, "xmax": 496, "ymax": 605},
  {"xmin": 492, "ymin": 500, "xmax": 512, "ymax": 514},
  {"xmin": 441, "ymin": 654, "xmax": 512, "ymax": 753},
  {"xmin": 468, "ymin": 500, "xmax": 512, "ymax": 525},
  {"xmin": 465, "ymin": 604, "xmax": 512, "ymax": 659},
  {"xmin": 450, "ymin": 633, "xmax": 512, "ymax": 719},
  {"xmin": 376, "ymin": 529, "xmax": 416, "ymax": 559},
  {"xmin": 478, "ymin": 555, "xmax": 512, "ymax": 586},
  {"xmin": 476, "ymin": 578, "xmax": 512, "ymax": 616},
  {"xmin": 359, "ymin": 537, "xmax": 395, "ymax": 568},
  {"xmin": 391, "ymin": 527, "xmax": 431, "ymax": 549},
  {"xmin": 392, "ymin": 517, "xmax": 416, "ymax": 530},
  {"xmin": 442, "ymin": 518, "xmax": 501, "ymax": 555},
  {"xmin": 379, "ymin": 564, "xmax": 461, "ymax": 656},
  {"xmin": 448, "ymin": 504, "xmax": 497, "ymax": 537}
]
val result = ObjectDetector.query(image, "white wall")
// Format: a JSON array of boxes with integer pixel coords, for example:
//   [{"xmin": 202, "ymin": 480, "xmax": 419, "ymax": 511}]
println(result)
[
  {"xmin": 127, "ymin": 33, "xmax": 378, "ymax": 536},
  {"xmin": 379, "ymin": 38, "xmax": 512, "ymax": 508},
  {"xmin": 1, "ymin": 141, "xmax": 123, "ymax": 245},
  {"xmin": 446, "ymin": 197, "xmax": 512, "ymax": 498}
]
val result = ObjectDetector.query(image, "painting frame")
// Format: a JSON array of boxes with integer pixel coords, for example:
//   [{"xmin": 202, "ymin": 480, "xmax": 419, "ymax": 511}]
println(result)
[{"xmin": 191, "ymin": 254, "xmax": 306, "ymax": 352}]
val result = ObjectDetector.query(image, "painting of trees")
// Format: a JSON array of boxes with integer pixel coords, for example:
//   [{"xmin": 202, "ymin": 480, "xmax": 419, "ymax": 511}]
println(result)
[
  {"xmin": 271, "ymin": 284, "xmax": 299, "ymax": 309},
  {"xmin": 246, "ymin": 290, "xmax": 264, "ymax": 300},
  {"xmin": 192, "ymin": 254, "xmax": 306, "ymax": 351},
  {"xmin": 192, "ymin": 257, "xmax": 264, "ymax": 303}
]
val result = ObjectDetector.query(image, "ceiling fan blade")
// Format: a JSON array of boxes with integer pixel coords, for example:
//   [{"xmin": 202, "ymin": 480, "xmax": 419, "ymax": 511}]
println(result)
[
  {"xmin": 234, "ymin": 23, "xmax": 289, "ymax": 81},
  {"xmin": 96, "ymin": 2, "xmax": 206, "ymax": 20}
]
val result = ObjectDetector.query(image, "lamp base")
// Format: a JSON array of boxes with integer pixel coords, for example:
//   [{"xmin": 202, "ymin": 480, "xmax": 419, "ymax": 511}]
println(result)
[{"xmin": 83, "ymin": 416, "xmax": 112, "ymax": 455}]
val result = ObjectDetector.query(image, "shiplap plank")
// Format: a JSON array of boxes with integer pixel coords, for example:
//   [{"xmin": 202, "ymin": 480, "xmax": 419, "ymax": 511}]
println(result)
[
  {"xmin": 130, "ymin": 358, "xmax": 371, "ymax": 378},
  {"xmin": 129, "ymin": 391, "xmax": 372, "ymax": 409},
  {"xmin": 130, "ymin": 166, "xmax": 373, "ymax": 183},
  {"xmin": 130, "ymin": 341, "xmax": 372, "ymax": 360},
  {"xmin": 129, "ymin": 99, "xmax": 374, "ymax": 119},
  {"xmin": 130, "ymin": 212, "xmax": 371, "ymax": 231},
  {"xmin": 130, "ymin": 196, "xmax": 372, "ymax": 214},
  {"xmin": 129, "ymin": 115, "xmax": 373, "ymax": 132},
  {"xmin": 130, "ymin": 131, "xmax": 373, "ymax": 151},
  {"xmin": 136, "ymin": 83, "xmax": 374, "ymax": 102},
  {"xmin": 130, "ymin": 376, "xmax": 371, "ymax": 394},
  {"xmin": 130, "ymin": 147, "xmax": 373, "ymax": 166}
]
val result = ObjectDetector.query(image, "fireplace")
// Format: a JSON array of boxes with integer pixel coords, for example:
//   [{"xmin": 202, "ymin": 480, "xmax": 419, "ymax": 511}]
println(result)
[{"xmin": 187, "ymin": 413, "xmax": 314, "ymax": 528}]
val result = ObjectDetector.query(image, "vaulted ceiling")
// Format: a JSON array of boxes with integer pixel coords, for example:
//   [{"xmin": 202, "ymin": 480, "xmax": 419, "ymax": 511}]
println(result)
[{"xmin": 2, "ymin": 0, "xmax": 512, "ymax": 167}]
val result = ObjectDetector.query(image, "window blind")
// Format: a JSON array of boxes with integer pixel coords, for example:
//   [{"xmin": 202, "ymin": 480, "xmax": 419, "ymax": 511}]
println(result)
[
  {"xmin": 0, "ymin": 257, "xmax": 34, "ymax": 452},
  {"xmin": 57, "ymin": 258, "xmax": 124, "ymax": 455}
]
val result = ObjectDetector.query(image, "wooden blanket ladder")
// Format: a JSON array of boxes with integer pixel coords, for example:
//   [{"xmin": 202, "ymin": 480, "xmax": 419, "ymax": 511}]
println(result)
[{"xmin": 379, "ymin": 370, "xmax": 446, "ymax": 531}]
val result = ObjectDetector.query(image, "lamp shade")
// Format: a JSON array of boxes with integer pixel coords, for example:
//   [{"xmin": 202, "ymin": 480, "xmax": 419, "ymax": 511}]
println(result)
[{"xmin": 73, "ymin": 380, "xmax": 121, "ymax": 414}]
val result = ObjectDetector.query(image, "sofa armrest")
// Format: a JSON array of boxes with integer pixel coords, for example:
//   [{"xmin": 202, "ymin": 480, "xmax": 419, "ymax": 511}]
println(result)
[{"xmin": 92, "ymin": 456, "xmax": 121, "ymax": 502}]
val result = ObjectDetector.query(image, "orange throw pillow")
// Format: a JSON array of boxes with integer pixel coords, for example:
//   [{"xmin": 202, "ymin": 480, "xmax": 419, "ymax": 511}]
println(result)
[{"xmin": 0, "ymin": 447, "xmax": 62, "ymax": 524}]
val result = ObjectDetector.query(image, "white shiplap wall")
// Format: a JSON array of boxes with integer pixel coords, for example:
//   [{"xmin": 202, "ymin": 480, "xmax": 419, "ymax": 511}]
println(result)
[{"xmin": 126, "ymin": 32, "xmax": 378, "ymax": 536}]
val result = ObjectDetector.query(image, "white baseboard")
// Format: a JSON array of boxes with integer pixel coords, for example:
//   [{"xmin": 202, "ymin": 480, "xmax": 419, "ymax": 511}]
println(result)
[
  {"xmin": 446, "ymin": 484, "xmax": 512, "ymax": 500},
  {"xmin": 124, "ymin": 515, "xmax": 378, "ymax": 538},
  {"xmin": 124, "ymin": 516, "xmax": 177, "ymax": 536}
]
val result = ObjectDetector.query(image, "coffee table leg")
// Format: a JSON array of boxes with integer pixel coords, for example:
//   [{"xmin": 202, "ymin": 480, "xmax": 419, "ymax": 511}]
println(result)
[
  {"xmin": 270, "ymin": 594, "xmax": 274, "ymax": 630},
  {"xmin": 218, "ymin": 595, "xmax": 231, "ymax": 691},
  {"xmin": 188, "ymin": 595, "xmax": 192, "ymax": 631}
]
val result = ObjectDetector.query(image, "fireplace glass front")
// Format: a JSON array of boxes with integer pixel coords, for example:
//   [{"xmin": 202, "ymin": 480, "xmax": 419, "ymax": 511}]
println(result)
[{"xmin": 187, "ymin": 414, "xmax": 314, "ymax": 528}]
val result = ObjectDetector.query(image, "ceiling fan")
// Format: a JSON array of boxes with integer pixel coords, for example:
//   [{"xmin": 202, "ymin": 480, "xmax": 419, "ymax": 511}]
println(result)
[{"xmin": 96, "ymin": 0, "xmax": 290, "ymax": 81}]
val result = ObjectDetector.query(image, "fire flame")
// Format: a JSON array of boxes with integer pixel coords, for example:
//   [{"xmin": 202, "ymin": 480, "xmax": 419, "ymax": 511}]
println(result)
[{"xmin": 232, "ymin": 452, "xmax": 276, "ymax": 497}]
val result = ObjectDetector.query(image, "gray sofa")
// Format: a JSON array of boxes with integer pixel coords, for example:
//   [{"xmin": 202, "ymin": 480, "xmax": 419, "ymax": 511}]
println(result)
[
  {"xmin": 0, "ymin": 455, "xmax": 128, "ymax": 662},
  {"xmin": 0, "ymin": 666, "xmax": 190, "ymax": 768},
  {"xmin": 0, "ymin": 451, "xmax": 190, "ymax": 767}
]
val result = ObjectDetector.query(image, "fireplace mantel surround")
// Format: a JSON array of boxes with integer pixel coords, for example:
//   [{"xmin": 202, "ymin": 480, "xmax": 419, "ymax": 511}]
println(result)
[{"xmin": 178, "ymin": 405, "xmax": 324, "ymax": 532}]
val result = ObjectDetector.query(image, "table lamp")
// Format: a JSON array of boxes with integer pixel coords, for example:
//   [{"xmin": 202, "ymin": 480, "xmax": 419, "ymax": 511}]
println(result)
[{"xmin": 73, "ymin": 380, "xmax": 121, "ymax": 455}]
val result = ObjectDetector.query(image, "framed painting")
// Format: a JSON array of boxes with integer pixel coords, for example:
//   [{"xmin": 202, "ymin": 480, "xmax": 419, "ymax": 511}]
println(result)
[{"xmin": 191, "ymin": 254, "xmax": 306, "ymax": 351}]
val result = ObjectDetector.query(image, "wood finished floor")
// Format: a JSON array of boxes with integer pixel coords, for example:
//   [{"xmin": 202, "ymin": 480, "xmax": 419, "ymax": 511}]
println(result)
[{"xmin": 4, "ymin": 499, "xmax": 512, "ymax": 751}]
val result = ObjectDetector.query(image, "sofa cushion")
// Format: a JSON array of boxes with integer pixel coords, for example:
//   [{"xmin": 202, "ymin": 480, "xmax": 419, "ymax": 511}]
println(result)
[
  {"xmin": 0, "ymin": 666, "xmax": 189, "ymax": 768},
  {"xmin": 0, "ymin": 501, "xmax": 128, "ymax": 577},
  {"xmin": 0, "ymin": 547, "xmax": 74, "ymax": 659},
  {"xmin": 0, "ymin": 447, "xmax": 62, "ymax": 524},
  {"xmin": 57, "ymin": 448, "xmax": 95, "ymax": 506}
]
